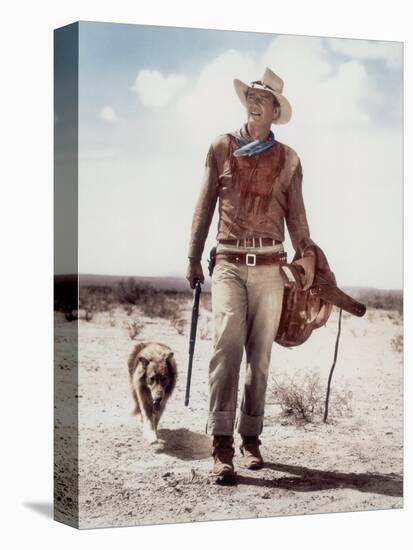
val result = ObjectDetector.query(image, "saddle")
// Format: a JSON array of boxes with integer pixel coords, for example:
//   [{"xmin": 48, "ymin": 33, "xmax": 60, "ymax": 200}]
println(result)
[{"xmin": 275, "ymin": 241, "xmax": 366, "ymax": 347}]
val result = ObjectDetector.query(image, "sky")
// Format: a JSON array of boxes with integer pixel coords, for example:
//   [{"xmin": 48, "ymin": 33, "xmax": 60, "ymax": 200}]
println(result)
[{"xmin": 55, "ymin": 21, "xmax": 403, "ymax": 289}]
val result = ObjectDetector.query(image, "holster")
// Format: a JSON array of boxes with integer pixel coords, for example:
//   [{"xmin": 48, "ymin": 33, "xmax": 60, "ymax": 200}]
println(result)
[{"xmin": 208, "ymin": 246, "xmax": 217, "ymax": 277}]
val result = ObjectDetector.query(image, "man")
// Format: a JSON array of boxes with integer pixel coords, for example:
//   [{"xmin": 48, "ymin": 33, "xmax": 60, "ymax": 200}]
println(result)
[{"xmin": 186, "ymin": 68, "xmax": 316, "ymax": 482}]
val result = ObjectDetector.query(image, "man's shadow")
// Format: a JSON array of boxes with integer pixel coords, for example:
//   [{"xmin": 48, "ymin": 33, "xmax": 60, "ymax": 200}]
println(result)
[{"xmin": 237, "ymin": 462, "xmax": 403, "ymax": 498}]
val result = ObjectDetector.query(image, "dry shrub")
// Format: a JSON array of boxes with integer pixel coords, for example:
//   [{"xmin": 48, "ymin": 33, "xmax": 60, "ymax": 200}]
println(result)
[
  {"xmin": 140, "ymin": 292, "xmax": 177, "ymax": 319},
  {"xmin": 85, "ymin": 310, "xmax": 94, "ymax": 322},
  {"xmin": 125, "ymin": 319, "xmax": 144, "ymax": 340},
  {"xmin": 117, "ymin": 278, "xmax": 189, "ymax": 335},
  {"xmin": 351, "ymin": 288, "xmax": 402, "ymax": 315},
  {"xmin": 271, "ymin": 371, "xmax": 352, "ymax": 424},
  {"xmin": 79, "ymin": 286, "xmax": 117, "ymax": 315},
  {"xmin": 391, "ymin": 334, "xmax": 403, "ymax": 353},
  {"xmin": 117, "ymin": 278, "xmax": 184, "ymax": 323},
  {"xmin": 123, "ymin": 303, "xmax": 134, "ymax": 316},
  {"xmin": 65, "ymin": 279, "xmax": 193, "ymax": 327},
  {"xmin": 117, "ymin": 278, "xmax": 149, "ymax": 305},
  {"xmin": 171, "ymin": 316, "xmax": 186, "ymax": 335}
]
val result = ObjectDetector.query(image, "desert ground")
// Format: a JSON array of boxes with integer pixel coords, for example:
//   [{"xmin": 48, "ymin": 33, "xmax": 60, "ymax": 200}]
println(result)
[{"xmin": 54, "ymin": 284, "xmax": 403, "ymax": 529}]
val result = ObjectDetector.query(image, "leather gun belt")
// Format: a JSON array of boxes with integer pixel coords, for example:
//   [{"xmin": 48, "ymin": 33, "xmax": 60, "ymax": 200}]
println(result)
[{"xmin": 216, "ymin": 251, "xmax": 287, "ymax": 267}]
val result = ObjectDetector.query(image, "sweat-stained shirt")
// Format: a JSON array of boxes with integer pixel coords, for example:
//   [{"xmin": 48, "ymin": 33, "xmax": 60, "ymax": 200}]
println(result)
[{"xmin": 188, "ymin": 130, "xmax": 311, "ymax": 260}]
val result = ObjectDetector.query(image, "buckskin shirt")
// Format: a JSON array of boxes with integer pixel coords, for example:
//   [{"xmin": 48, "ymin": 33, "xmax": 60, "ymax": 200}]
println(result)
[{"xmin": 188, "ymin": 126, "xmax": 311, "ymax": 259}]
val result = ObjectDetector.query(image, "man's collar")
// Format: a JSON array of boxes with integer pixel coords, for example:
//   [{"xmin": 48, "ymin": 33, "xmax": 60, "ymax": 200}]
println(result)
[{"xmin": 241, "ymin": 123, "xmax": 272, "ymax": 142}]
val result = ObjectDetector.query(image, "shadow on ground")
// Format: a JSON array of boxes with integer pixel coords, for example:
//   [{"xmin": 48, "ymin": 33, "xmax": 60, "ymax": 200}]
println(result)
[
  {"xmin": 236, "ymin": 462, "xmax": 403, "ymax": 497},
  {"xmin": 156, "ymin": 428, "xmax": 211, "ymax": 460},
  {"xmin": 23, "ymin": 502, "xmax": 53, "ymax": 519}
]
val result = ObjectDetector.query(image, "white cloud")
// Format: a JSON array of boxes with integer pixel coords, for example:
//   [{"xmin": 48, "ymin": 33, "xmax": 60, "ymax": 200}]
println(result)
[
  {"xmin": 263, "ymin": 35, "xmax": 331, "ymax": 86},
  {"xmin": 132, "ymin": 69, "xmax": 188, "ymax": 108},
  {"xmin": 261, "ymin": 36, "xmax": 371, "ymax": 129},
  {"xmin": 327, "ymin": 38, "xmax": 403, "ymax": 68},
  {"xmin": 172, "ymin": 49, "xmax": 257, "ymax": 143},
  {"xmin": 100, "ymin": 105, "xmax": 118, "ymax": 122}
]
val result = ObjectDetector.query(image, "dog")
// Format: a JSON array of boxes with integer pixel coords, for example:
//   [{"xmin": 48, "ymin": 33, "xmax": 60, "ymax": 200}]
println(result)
[{"xmin": 127, "ymin": 342, "xmax": 177, "ymax": 444}]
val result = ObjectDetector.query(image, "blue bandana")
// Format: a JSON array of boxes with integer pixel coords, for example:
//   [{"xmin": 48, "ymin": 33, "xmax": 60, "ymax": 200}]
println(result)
[{"xmin": 232, "ymin": 125, "xmax": 277, "ymax": 157}]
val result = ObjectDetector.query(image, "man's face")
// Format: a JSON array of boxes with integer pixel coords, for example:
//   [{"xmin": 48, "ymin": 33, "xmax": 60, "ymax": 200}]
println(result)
[{"xmin": 246, "ymin": 89, "xmax": 278, "ymax": 126}]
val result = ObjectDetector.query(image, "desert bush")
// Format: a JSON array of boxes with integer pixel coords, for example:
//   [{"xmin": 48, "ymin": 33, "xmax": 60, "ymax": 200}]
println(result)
[
  {"xmin": 140, "ymin": 291, "xmax": 175, "ymax": 319},
  {"xmin": 391, "ymin": 333, "xmax": 403, "ymax": 353},
  {"xmin": 271, "ymin": 371, "xmax": 352, "ymax": 424},
  {"xmin": 141, "ymin": 295, "xmax": 187, "ymax": 335},
  {"xmin": 117, "ymin": 278, "xmax": 185, "ymax": 322},
  {"xmin": 62, "ymin": 277, "xmax": 192, "ymax": 323},
  {"xmin": 79, "ymin": 285, "xmax": 117, "ymax": 314},
  {"xmin": 125, "ymin": 319, "xmax": 144, "ymax": 340},
  {"xmin": 85, "ymin": 310, "xmax": 94, "ymax": 322},
  {"xmin": 272, "ymin": 372, "xmax": 323, "ymax": 423},
  {"xmin": 123, "ymin": 303, "xmax": 134, "ymax": 316},
  {"xmin": 117, "ymin": 277, "xmax": 151, "ymax": 305},
  {"xmin": 349, "ymin": 288, "xmax": 403, "ymax": 315},
  {"xmin": 171, "ymin": 315, "xmax": 186, "ymax": 335}
]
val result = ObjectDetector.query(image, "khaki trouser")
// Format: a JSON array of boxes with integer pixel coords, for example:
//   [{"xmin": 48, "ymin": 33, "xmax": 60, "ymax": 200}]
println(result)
[{"xmin": 207, "ymin": 244, "xmax": 285, "ymax": 436}]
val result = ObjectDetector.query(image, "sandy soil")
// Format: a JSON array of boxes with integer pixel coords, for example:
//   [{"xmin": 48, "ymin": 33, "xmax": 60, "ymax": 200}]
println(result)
[{"xmin": 54, "ymin": 301, "xmax": 403, "ymax": 529}]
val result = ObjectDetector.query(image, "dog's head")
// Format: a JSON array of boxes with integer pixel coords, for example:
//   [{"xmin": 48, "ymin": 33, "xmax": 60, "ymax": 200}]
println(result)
[{"xmin": 129, "ymin": 343, "xmax": 177, "ymax": 410}]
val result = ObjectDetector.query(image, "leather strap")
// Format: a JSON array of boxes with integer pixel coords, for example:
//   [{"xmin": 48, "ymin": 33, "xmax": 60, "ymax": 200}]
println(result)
[
  {"xmin": 218, "ymin": 238, "xmax": 282, "ymax": 247},
  {"xmin": 216, "ymin": 251, "xmax": 287, "ymax": 266}
]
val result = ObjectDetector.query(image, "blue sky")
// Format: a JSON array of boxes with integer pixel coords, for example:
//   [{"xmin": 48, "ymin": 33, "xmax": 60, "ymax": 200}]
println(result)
[{"xmin": 55, "ymin": 21, "xmax": 403, "ymax": 288}]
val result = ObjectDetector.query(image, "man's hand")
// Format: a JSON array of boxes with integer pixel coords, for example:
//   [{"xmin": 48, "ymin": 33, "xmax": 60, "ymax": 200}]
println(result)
[
  {"xmin": 293, "ymin": 255, "xmax": 316, "ymax": 291},
  {"xmin": 186, "ymin": 259, "xmax": 205, "ymax": 289}
]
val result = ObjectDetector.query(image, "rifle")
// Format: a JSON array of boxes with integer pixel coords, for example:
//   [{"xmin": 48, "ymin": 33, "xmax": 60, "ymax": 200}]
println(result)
[{"xmin": 185, "ymin": 279, "xmax": 202, "ymax": 406}]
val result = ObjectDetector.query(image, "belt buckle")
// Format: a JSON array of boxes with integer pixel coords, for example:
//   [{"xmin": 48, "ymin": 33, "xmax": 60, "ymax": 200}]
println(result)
[{"xmin": 246, "ymin": 253, "xmax": 256, "ymax": 266}]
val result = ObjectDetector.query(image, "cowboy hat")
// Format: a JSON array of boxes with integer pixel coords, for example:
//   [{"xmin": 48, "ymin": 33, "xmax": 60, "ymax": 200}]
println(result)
[{"xmin": 233, "ymin": 67, "xmax": 292, "ymax": 124}]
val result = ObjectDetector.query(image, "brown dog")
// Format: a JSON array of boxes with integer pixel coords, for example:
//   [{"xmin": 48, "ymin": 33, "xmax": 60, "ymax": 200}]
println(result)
[{"xmin": 128, "ymin": 342, "xmax": 177, "ymax": 444}]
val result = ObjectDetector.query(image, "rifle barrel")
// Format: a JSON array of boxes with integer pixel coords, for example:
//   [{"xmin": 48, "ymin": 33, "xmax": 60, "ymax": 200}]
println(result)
[{"xmin": 185, "ymin": 280, "xmax": 201, "ymax": 406}]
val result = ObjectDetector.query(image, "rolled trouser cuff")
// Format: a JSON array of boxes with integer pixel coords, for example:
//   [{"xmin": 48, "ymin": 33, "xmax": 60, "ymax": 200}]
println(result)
[
  {"xmin": 207, "ymin": 411, "xmax": 236, "ymax": 435},
  {"xmin": 236, "ymin": 411, "xmax": 264, "ymax": 436}
]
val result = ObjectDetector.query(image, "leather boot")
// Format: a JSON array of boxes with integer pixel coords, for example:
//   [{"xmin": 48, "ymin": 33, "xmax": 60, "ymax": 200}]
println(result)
[
  {"xmin": 211, "ymin": 435, "xmax": 236, "ymax": 483},
  {"xmin": 240, "ymin": 436, "xmax": 264, "ymax": 470}
]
